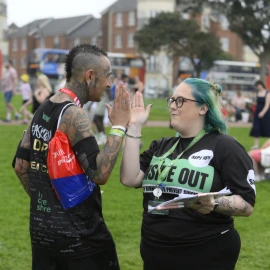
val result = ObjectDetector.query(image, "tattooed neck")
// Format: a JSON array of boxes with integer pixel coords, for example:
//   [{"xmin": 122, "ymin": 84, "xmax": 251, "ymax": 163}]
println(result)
[{"xmin": 66, "ymin": 80, "xmax": 89, "ymax": 106}]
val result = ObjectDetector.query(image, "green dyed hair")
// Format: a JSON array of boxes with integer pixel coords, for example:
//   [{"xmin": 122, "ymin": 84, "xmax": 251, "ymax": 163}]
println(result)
[{"xmin": 183, "ymin": 78, "xmax": 227, "ymax": 134}]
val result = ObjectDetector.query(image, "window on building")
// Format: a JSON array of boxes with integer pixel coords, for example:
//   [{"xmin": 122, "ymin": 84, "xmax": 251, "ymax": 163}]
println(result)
[
  {"xmin": 220, "ymin": 15, "xmax": 229, "ymax": 30},
  {"xmin": 220, "ymin": 37, "xmax": 229, "ymax": 52},
  {"xmin": 128, "ymin": 33, "xmax": 134, "ymax": 48},
  {"xmin": 115, "ymin": 35, "xmax": 122, "ymax": 48},
  {"xmin": 21, "ymin": 38, "xmax": 27, "ymax": 51},
  {"xmin": 0, "ymin": 3, "xmax": 7, "ymax": 16},
  {"xmin": 40, "ymin": 37, "xmax": 45, "ymax": 48},
  {"xmin": 138, "ymin": 11, "xmax": 147, "ymax": 29},
  {"xmin": 201, "ymin": 15, "xmax": 209, "ymax": 31},
  {"xmin": 54, "ymin": 36, "xmax": 60, "ymax": 48},
  {"xmin": 3, "ymin": 29, "xmax": 8, "ymax": 41},
  {"xmin": 74, "ymin": 38, "xmax": 80, "ymax": 46},
  {"xmin": 128, "ymin": 11, "xmax": 135, "ymax": 26},
  {"xmin": 182, "ymin": 13, "xmax": 190, "ymax": 20},
  {"xmin": 12, "ymin": 39, "xmax": 18, "ymax": 52},
  {"xmin": 92, "ymin": 36, "xmax": 97, "ymax": 45},
  {"xmin": 21, "ymin": 55, "xmax": 26, "ymax": 69},
  {"xmin": 12, "ymin": 57, "xmax": 17, "ymax": 68},
  {"xmin": 116, "ymin": 13, "xmax": 122, "ymax": 27},
  {"xmin": 147, "ymin": 55, "xmax": 158, "ymax": 72},
  {"xmin": 150, "ymin": 10, "xmax": 157, "ymax": 18}
]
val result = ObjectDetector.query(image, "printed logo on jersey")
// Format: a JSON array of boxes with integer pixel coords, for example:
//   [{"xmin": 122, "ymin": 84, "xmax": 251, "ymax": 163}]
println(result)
[
  {"xmin": 42, "ymin": 113, "xmax": 50, "ymax": 123},
  {"xmin": 247, "ymin": 169, "xmax": 256, "ymax": 194},
  {"xmin": 188, "ymin": 150, "xmax": 213, "ymax": 167},
  {"xmin": 32, "ymin": 123, "xmax": 52, "ymax": 142},
  {"xmin": 143, "ymin": 156, "xmax": 214, "ymax": 194}
]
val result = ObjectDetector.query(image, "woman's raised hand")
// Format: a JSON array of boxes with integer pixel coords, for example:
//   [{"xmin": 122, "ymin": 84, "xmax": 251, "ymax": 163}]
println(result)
[
  {"xmin": 106, "ymin": 82, "xmax": 131, "ymax": 127},
  {"xmin": 128, "ymin": 92, "xmax": 152, "ymax": 127}
]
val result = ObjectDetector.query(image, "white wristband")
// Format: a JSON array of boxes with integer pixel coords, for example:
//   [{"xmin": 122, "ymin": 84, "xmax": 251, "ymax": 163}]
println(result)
[{"xmin": 112, "ymin": 125, "xmax": 126, "ymax": 132}]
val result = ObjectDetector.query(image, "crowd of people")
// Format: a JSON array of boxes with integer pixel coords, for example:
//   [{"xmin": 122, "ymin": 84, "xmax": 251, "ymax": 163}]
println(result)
[
  {"xmin": 3, "ymin": 42, "xmax": 269, "ymax": 269},
  {"xmin": 1, "ymin": 59, "xmax": 145, "ymax": 146}
]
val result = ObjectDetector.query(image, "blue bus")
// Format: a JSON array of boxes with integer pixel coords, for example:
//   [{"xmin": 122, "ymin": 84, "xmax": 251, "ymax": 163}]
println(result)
[{"xmin": 27, "ymin": 48, "xmax": 69, "ymax": 79}]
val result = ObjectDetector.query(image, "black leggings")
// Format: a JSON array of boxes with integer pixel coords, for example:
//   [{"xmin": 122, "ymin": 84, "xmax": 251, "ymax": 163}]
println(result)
[
  {"xmin": 141, "ymin": 228, "xmax": 241, "ymax": 270},
  {"xmin": 93, "ymin": 115, "xmax": 105, "ymax": 133}
]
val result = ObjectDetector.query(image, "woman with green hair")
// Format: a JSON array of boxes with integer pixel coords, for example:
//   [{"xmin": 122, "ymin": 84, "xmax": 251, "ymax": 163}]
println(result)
[{"xmin": 120, "ymin": 78, "xmax": 256, "ymax": 270}]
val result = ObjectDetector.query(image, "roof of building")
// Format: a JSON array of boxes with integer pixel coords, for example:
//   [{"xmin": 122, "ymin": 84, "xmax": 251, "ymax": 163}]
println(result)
[
  {"xmin": 39, "ymin": 15, "xmax": 93, "ymax": 36},
  {"xmin": 101, "ymin": 0, "xmax": 137, "ymax": 14},
  {"xmin": 8, "ymin": 23, "xmax": 19, "ymax": 30},
  {"xmin": 8, "ymin": 15, "xmax": 95, "ymax": 39},
  {"xmin": 68, "ymin": 18, "xmax": 101, "ymax": 38},
  {"xmin": 9, "ymin": 18, "xmax": 52, "ymax": 38}
]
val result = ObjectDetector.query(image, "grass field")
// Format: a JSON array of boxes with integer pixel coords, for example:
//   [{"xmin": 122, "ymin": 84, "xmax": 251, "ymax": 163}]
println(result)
[
  {"xmin": 0, "ymin": 93, "xmax": 270, "ymax": 270},
  {"xmin": 0, "ymin": 94, "xmax": 169, "ymax": 122}
]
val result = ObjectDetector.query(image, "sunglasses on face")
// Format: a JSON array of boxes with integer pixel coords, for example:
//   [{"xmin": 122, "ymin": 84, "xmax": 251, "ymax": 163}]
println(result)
[{"xmin": 167, "ymin": 96, "xmax": 203, "ymax": 108}]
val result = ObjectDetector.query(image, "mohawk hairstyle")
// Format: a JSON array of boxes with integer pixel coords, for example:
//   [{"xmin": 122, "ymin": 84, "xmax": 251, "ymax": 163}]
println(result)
[{"xmin": 65, "ymin": 43, "xmax": 108, "ymax": 82}]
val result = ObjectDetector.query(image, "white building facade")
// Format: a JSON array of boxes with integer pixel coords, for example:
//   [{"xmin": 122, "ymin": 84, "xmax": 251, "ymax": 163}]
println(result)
[
  {"xmin": 0, "ymin": 0, "xmax": 8, "ymax": 77},
  {"xmin": 137, "ymin": 0, "xmax": 175, "ymax": 98}
]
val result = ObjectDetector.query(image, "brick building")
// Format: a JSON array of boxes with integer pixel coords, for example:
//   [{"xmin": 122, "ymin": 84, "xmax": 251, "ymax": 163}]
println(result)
[
  {"xmin": 101, "ymin": 0, "xmax": 137, "ymax": 54},
  {"xmin": 0, "ymin": 0, "xmax": 8, "ymax": 77},
  {"xmin": 8, "ymin": 15, "xmax": 100, "ymax": 76},
  {"xmin": 7, "ymin": 0, "xmax": 255, "ymax": 90}
]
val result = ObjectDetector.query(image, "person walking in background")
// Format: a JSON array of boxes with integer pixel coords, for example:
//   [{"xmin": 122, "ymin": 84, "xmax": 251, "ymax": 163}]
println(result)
[
  {"xmin": 56, "ymin": 74, "xmax": 66, "ymax": 90},
  {"xmin": 19, "ymin": 74, "xmax": 33, "ymax": 124},
  {"xmin": 93, "ymin": 87, "xmax": 111, "ymax": 145},
  {"xmin": 249, "ymin": 139, "xmax": 270, "ymax": 181},
  {"xmin": 2, "ymin": 60, "xmax": 21, "ymax": 122},
  {"xmin": 120, "ymin": 78, "xmax": 255, "ymax": 270},
  {"xmin": 110, "ymin": 75, "xmax": 119, "ymax": 100},
  {"xmin": 32, "ymin": 74, "xmax": 53, "ymax": 113},
  {"xmin": 13, "ymin": 43, "xmax": 131, "ymax": 270},
  {"xmin": 133, "ymin": 75, "xmax": 144, "ymax": 95},
  {"xmin": 231, "ymin": 90, "xmax": 247, "ymax": 121},
  {"xmin": 250, "ymin": 80, "xmax": 270, "ymax": 149}
]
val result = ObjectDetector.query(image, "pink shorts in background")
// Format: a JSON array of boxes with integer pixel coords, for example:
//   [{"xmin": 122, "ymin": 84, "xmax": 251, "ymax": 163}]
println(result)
[{"xmin": 250, "ymin": 149, "xmax": 261, "ymax": 163}]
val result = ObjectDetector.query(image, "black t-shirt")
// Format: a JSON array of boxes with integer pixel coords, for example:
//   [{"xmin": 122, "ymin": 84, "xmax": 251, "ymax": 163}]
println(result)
[
  {"xmin": 29, "ymin": 100, "xmax": 113, "ymax": 257},
  {"xmin": 139, "ymin": 132, "xmax": 256, "ymax": 249}
]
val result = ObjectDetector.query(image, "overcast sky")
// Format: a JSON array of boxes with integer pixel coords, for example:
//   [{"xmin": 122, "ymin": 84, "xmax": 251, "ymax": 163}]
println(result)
[{"xmin": 7, "ymin": 0, "xmax": 116, "ymax": 27}]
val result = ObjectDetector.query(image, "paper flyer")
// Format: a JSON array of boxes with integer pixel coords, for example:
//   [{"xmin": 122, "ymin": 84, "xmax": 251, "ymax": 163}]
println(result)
[{"xmin": 148, "ymin": 187, "xmax": 232, "ymax": 212}]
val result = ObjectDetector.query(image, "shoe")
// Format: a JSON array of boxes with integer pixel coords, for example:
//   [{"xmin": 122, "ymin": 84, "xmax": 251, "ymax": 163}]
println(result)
[
  {"xmin": 255, "ymin": 174, "xmax": 266, "ymax": 182},
  {"xmin": 21, "ymin": 120, "xmax": 28, "ymax": 125},
  {"xmin": 250, "ymin": 145, "xmax": 259, "ymax": 150},
  {"xmin": 15, "ymin": 113, "xmax": 22, "ymax": 120},
  {"xmin": 2, "ymin": 119, "xmax": 11, "ymax": 123},
  {"xmin": 97, "ymin": 136, "xmax": 107, "ymax": 146}
]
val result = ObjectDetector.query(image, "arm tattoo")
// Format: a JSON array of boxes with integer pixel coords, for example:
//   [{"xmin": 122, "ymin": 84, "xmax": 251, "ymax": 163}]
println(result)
[
  {"xmin": 15, "ymin": 158, "xmax": 30, "ymax": 196},
  {"xmin": 59, "ymin": 107, "xmax": 123, "ymax": 183},
  {"xmin": 215, "ymin": 195, "xmax": 252, "ymax": 216},
  {"xmin": 15, "ymin": 127, "xmax": 31, "ymax": 196},
  {"xmin": 94, "ymin": 135, "xmax": 123, "ymax": 183},
  {"xmin": 59, "ymin": 106, "xmax": 94, "ymax": 147},
  {"xmin": 21, "ymin": 127, "xmax": 31, "ymax": 149}
]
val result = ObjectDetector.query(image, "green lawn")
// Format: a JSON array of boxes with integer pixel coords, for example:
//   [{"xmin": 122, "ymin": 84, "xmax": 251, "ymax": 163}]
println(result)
[
  {"xmin": 1, "ymin": 126, "xmax": 269, "ymax": 270},
  {"xmin": 0, "ymin": 94, "xmax": 170, "ymax": 122},
  {"xmin": 0, "ymin": 94, "xmax": 269, "ymax": 269}
]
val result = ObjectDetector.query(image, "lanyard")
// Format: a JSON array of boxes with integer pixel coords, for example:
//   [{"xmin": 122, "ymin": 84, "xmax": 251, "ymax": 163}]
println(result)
[
  {"xmin": 157, "ymin": 130, "xmax": 206, "ymax": 184},
  {"xmin": 59, "ymin": 88, "xmax": 81, "ymax": 107}
]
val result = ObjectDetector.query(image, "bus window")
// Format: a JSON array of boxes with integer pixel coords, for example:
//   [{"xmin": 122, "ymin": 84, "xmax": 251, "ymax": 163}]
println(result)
[
  {"xmin": 29, "ymin": 51, "xmax": 43, "ymax": 63},
  {"xmin": 130, "ymin": 58, "xmax": 144, "ymax": 68}
]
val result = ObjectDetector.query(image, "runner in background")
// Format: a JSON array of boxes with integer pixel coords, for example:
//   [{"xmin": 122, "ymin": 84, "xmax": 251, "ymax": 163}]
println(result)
[
  {"xmin": 2, "ymin": 60, "xmax": 21, "ymax": 122},
  {"xmin": 18, "ymin": 74, "xmax": 33, "ymax": 124},
  {"xmin": 93, "ymin": 87, "xmax": 112, "ymax": 145}
]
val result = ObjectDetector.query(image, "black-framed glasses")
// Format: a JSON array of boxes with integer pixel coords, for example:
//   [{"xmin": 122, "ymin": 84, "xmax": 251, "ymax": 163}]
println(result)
[{"xmin": 167, "ymin": 96, "xmax": 203, "ymax": 108}]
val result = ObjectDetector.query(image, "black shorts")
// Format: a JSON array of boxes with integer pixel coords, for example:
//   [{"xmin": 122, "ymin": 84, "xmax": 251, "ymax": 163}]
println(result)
[
  {"xmin": 22, "ymin": 99, "xmax": 30, "ymax": 105},
  {"xmin": 32, "ymin": 245, "xmax": 120, "ymax": 270},
  {"xmin": 141, "ymin": 228, "xmax": 241, "ymax": 270}
]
